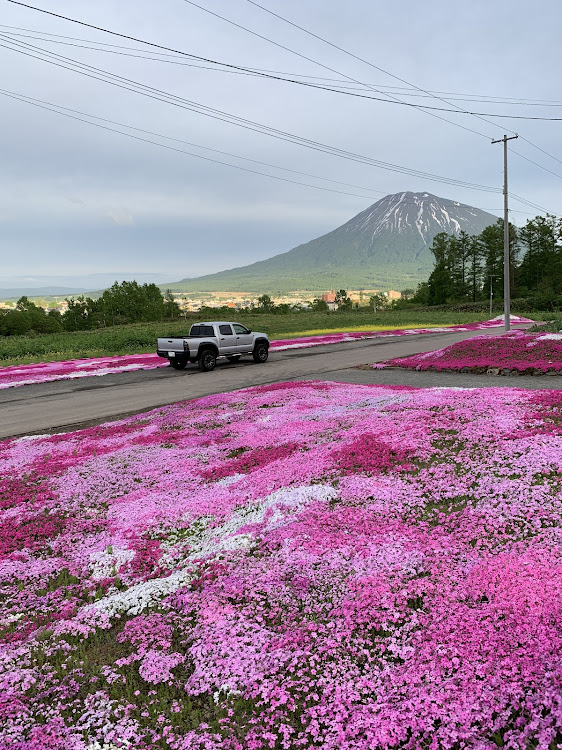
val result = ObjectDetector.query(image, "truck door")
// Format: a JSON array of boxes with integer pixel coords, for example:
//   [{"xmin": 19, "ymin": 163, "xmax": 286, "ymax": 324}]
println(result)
[
  {"xmin": 218, "ymin": 324, "xmax": 237, "ymax": 354},
  {"xmin": 233, "ymin": 323, "xmax": 254, "ymax": 353}
]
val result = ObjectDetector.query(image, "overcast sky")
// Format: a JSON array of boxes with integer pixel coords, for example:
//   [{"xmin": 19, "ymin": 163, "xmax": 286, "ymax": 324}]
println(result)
[{"xmin": 1, "ymin": 0, "xmax": 561, "ymax": 284}]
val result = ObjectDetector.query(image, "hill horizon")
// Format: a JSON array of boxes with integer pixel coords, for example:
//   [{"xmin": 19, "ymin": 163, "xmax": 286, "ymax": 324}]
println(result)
[{"xmin": 164, "ymin": 192, "xmax": 498, "ymax": 294}]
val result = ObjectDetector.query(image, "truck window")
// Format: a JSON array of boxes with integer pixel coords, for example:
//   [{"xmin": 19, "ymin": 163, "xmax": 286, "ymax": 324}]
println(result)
[
  {"xmin": 233, "ymin": 324, "xmax": 250, "ymax": 335},
  {"xmin": 219, "ymin": 324, "xmax": 233, "ymax": 335},
  {"xmin": 189, "ymin": 325, "xmax": 215, "ymax": 337}
]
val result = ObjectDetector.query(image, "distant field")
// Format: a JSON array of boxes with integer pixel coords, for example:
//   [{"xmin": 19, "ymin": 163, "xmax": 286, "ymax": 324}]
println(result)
[{"xmin": 0, "ymin": 310, "xmax": 538, "ymax": 366}]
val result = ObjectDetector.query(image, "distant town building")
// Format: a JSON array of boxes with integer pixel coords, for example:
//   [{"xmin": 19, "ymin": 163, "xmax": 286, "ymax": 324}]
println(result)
[
  {"xmin": 321, "ymin": 290, "xmax": 336, "ymax": 304},
  {"xmin": 386, "ymin": 290, "xmax": 402, "ymax": 300}
]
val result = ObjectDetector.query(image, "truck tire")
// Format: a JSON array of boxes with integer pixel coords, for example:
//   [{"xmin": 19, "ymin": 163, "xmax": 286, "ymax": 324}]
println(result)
[
  {"xmin": 252, "ymin": 342, "xmax": 269, "ymax": 363},
  {"xmin": 198, "ymin": 349, "xmax": 217, "ymax": 371},
  {"xmin": 169, "ymin": 358, "xmax": 187, "ymax": 370}
]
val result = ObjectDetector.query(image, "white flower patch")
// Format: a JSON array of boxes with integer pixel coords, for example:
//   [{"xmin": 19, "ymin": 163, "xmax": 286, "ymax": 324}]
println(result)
[
  {"xmin": 215, "ymin": 473, "xmax": 245, "ymax": 487},
  {"xmin": 14, "ymin": 434, "xmax": 53, "ymax": 442},
  {"xmin": 213, "ymin": 683, "xmax": 241, "ymax": 705},
  {"xmin": 161, "ymin": 485, "xmax": 337, "ymax": 570},
  {"xmin": 538, "ymin": 333, "xmax": 562, "ymax": 341},
  {"xmin": 0, "ymin": 613, "xmax": 24, "ymax": 626},
  {"xmin": 88, "ymin": 740, "xmax": 131, "ymax": 750},
  {"xmin": 86, "ymin": 568, "xmax": 195, "ymax": 618},
  {"xmin": 89, "ymin": 547, "xmax": 136, "ymax": 581}
]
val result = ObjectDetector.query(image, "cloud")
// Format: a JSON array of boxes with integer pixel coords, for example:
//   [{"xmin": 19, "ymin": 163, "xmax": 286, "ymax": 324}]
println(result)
[{"xmin": 102, "ymin": 208, "xmax": 135, "ymax": 226}]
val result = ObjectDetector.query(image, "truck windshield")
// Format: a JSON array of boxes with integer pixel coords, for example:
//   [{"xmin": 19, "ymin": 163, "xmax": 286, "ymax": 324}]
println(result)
[{"xmin": 189, "ymin": 325, "xmax": 215, "ymax": 337}]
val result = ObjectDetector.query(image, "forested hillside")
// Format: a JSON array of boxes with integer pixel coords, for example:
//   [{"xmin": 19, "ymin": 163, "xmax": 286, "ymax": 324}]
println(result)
[{"xmin": 415, "ymin": 215, "xmax": 562, "ymax": 309}]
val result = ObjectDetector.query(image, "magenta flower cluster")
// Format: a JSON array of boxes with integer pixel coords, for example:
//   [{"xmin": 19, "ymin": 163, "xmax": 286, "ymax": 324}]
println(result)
[
  {"xmin": 377, "ymin": 330, "xmax": 562, "ymax": 373},
  {"xmin": 0, "ymin": 316, "xmax": 533, "ymax": 389},
  {"xmin": 2, "ymin": 379, "xmax": 562, "ymax": 749}
]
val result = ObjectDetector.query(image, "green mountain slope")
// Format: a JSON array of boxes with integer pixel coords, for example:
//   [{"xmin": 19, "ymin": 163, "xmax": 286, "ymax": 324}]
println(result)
[{"xmin": 167, "ymin": 192, "xmax": 498, "ymax": 293}]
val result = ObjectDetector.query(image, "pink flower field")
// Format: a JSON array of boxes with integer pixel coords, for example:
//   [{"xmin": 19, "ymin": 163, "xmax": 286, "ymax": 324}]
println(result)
[
  {"xmin": 0, "ymin": 316, "xmax": 534, "ymax": 390},
  {"xmin": 2, "ymin": 380, "xmax": 562, "ymax": 749},
  {"xmin": 376, "ymin": 330, "xmax": 562, "ymax": 374}
]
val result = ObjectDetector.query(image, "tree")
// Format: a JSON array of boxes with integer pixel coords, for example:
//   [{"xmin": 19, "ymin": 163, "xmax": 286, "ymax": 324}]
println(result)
[
  {"xmin": 0, "ymin": 297, "xmax": 62, "ymax": 335},
  {"xmin": 310, "ymin": 297, "xmax": 329, "ymax": 312},
  {"xmin": 412, "ymin": 282, "xmax": 430, "ymax": 305},
  {"xmin": 335, "ymin": 289, "xmax": 352, "ymax": 310},
  {"xmin": 427, "ymin": 233, "xmax": 451, "ymax": 305},
  {"xmin": 256, "ymin": 294, "xmax": 275, "ymax": 313},
  {"xmin": 62, "ymin": 296, "xmax": 91, "ymax": 331},
  {"xmin": 478, "ymin": 219, "xmax": 518, "ymax": 301},
  {"xmin": 369, "ymin": 293, "xmax": 386, "ymax": 312},
  {"xmin": 467, "ymin": 235, "xmax": 484, "ymax": 302},
  {"xmin": 62, "ymin": 281, "xmax": 181, "ymax": 331},
  {"xmin": 518, "ymin": 215, "xmax": 562, "ymax": 301}
]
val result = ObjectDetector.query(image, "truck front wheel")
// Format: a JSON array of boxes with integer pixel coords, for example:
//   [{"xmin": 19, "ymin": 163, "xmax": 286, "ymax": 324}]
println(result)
[
  {"xmin": 198, "ymin": 349, "xmax": 217, "ymax": 371},
  {"xmin": 169, "ymin": 358, "xmax": 187, "ymax": 370},
  {"xmin": 253, "ymin": 342, "xmax": 269, "ymax": 363}
]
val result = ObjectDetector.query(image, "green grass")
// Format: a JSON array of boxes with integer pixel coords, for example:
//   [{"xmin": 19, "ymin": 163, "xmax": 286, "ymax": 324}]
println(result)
[
  {"xmin": 0, "ymin": 310, "xmax": 541, "ymax": 367},
  {"xmin": 530, "ymin": 317, "xmax": 562, "ymax": 333}
]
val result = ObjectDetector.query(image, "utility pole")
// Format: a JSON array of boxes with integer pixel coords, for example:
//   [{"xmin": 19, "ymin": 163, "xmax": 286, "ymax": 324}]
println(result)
[{"xmin": 491, "ymin": 134, "xmax": 518, "ymax": 332}]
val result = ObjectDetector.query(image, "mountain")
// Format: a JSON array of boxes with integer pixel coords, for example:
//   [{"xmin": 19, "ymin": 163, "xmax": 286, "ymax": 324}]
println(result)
[
  {"xmin": 168, "ymin": 192, "xmax": 499, "ymax": 294},
  {"xmin": 0, "ymin": 287, "xmax": 91, "ymax": 300},
  {"xmin": 0, "ymin": 273, "xmax": 179, "ymax": 301}
]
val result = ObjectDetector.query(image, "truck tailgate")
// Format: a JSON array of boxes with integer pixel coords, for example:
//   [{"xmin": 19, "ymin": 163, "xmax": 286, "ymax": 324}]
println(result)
[{"xmin": 157, "ymin": 338, "xmax": 185, "ymax": 354}]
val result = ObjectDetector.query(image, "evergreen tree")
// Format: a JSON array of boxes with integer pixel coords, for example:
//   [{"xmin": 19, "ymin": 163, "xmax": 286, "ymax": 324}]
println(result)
[
  {"xmin": 427, "ymin": 233, "xmax": 451, "ymax": 305},
  {"xmin": 518, "ymin": 215, "xmax": 562, "ymax": 301},
  {"xmin": 478, "ymin": 219, "xmax": 518, "ymax": 301}
]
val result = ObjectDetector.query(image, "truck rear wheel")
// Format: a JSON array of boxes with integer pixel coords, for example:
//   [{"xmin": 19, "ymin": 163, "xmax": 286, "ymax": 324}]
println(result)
[
  {"xmin": 253, "ymin": 342, "xmax": 269, "ymax": 363},
  {"xmin": 169, "ymin": 358, "xmax": 187, "ymax": 370},
  {"xmin": 198, "ymin": 349, "xmax": 217, "ymax": 371}
]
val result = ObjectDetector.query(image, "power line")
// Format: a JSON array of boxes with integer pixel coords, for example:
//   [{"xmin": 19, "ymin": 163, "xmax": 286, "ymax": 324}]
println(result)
[
  {"xmin": 508, "ymin": 147, "xmax": 562, "ymax": 181},
  {"xmin": 5, "ymin": 24, "xmax": 562, "ymax": 108},
  {"xmin": 0, "ymin": 88, "xmax": 510, "ymax": 214},
  {"xmin": 4, "ymin": 3, "xmax": 562, "ymax": 126},
  {"xmin": 2, "ymin": 26, "xmax": 562, "ymax": 122},
  {"xmin": 2, "ymin": 4, "xmax": 556, "ymax": 215},
  {"xmin": 182, "ymin": 0, "xmax": 493, "ymax": 140},
  {"xmin": 0, "ymin": 88, "xmax": 384, "ymax": 199},
  {"xmin": 3, "ymin": 87, "xmax": 552, "ymax": 219},
  {"xmin": 243, "ymin": 0, "xmax": 503, "ymax": 134},
  {"xmin": 0, "ymin": 87, "xmax": 386, "ymax": 198},
  {"xmin": 508, "ymin": 192, "xmax": 559, "ymax": 216},
  {"xmin": 518, "ymin": 135, "xmax": 562, "ymax": 167},
  {"xmin": 241, "ymin": 1, "xmax": 562, "ymax": 180},
  {"xmin": 0, "ymin": 34, "xmax": 501, "ymax": 193}
]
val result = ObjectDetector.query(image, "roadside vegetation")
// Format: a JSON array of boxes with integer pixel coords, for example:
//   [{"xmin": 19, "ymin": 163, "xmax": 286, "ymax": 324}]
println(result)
[{"xmin": 0, "ymin": 308, "xmax": 538, "ymax": 367}]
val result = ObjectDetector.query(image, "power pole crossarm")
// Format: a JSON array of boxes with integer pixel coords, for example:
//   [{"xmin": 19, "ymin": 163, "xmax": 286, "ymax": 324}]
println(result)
[{"xmin": 491, "ymin": 133, "xmax": 518, "ymax": 332}]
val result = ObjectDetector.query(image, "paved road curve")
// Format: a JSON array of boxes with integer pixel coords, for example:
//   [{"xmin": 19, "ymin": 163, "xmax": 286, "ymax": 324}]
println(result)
[{"xmin": 0, "ymin": 326, "xmax": 548, "ymax": 439}]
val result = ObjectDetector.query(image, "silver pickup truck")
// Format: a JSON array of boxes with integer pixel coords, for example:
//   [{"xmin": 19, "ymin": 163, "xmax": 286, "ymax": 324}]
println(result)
[{"xmin": 157, "ymin": 321, "xmax": 270, "ymax": 372}]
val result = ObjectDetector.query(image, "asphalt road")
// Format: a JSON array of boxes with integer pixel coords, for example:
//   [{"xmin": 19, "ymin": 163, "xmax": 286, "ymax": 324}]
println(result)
[{"xmin": 1, "ymin": 325, "xmax": 557, "ymax": 439}]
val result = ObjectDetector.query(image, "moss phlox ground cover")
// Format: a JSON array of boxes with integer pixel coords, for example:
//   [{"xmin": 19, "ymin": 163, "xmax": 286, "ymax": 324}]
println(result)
[
  {"xmin": 1, "ymin": 380, "xmax": 562, "ymax": 748},
  {"xmin": 0, "ymin": 316, "xmax": 533, "ymax": 389},
  {"xmin": 376, "ymin": 330, "xmax": 562, "ymax": 373}
]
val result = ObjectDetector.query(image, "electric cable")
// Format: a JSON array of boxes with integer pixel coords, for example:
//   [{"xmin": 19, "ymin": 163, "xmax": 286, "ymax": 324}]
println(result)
[
  {"xmin": 0, "ymin": 34, "xmax": 502, "ymax": 193},
  {"xmin": 4, "ymin": 24, "xmax": 562, "ymax": 108},
  {"xmin": 242, "ymin": 0, "xmax": 562, "ymax": 182},
  {"xmin": 4, "ymin": 88, "xmax": 552, "ymax": 217},
  {"xmin": 2, "ymin": 3, "xmax": 557, "ymax": 215}
]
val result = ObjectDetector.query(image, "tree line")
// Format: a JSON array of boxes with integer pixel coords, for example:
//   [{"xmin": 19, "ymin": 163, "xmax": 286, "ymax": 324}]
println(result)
[
  {"xmin": 0, "ymin": 282, "xmax": 181, "ymax": 336},
  {"xmin": 413, "ymin": 215, "xmax": 562, "ymax": 309}
]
